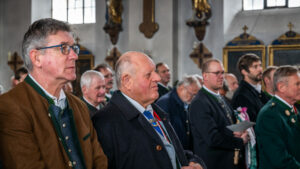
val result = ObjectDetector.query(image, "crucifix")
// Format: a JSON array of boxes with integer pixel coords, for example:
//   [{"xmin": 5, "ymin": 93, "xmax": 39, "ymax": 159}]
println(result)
[
  {"xmin": 105, "ymin": 47, "xmax": 121, "ymax": 70},
  {"xmin": 139, "ymin": 0, "xmax": 159, "ymax": 38},
  {"xmin": 7, "ymin": 52, "xmax": 24, "ymax": 72},
  {"xmin": 243, "ymin": 25, "xmax": 248, "ymax": 34},
  {"xmin": 288, "ymin": 22, "xmax": 294, "ymax": 31}
]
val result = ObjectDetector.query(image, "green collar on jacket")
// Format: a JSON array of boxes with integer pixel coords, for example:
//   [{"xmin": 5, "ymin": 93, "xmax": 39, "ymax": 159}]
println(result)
[{"xmin": 25, "ymin": 75, "xmax": 87, "ymax": 169}]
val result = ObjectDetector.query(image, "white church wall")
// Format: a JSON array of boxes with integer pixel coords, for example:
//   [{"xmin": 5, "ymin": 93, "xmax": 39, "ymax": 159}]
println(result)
[
  {"xmin": 0, "ymin": 0, "xmax": 31, "ymax": 92},
  {"xmin": 1, "ymin": 0, "xmax": 300, "ymax": 93}
]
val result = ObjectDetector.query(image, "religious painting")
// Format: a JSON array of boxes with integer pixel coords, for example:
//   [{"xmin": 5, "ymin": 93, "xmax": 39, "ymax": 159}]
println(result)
[
  {"xmin": 223, "ymin": 25, "xmax": 266, "ymax": 80},
  {"xmin": 223, "ymin": 46, "xmax": 266, "ymax": 80},
  {"xmin": 268, "ymin": 23, "xmax": 300, "ymax": 66},
  {"xmin": 72, "ymin": 45, "xmax": 94, "ymax": 97},
  {"xmin": 268, "ymin": 45, "xmax": 300, "ymax": 66}
]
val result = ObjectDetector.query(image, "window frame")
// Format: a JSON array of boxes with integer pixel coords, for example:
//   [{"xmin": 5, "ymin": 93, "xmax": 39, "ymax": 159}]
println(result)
[
  {"xmin": 51, "ymin": 0, "xmax": 95, "ymax": 24},
  {"xmin": 243, "ymin": 0, "xmax": 299, "ymax": 11}
]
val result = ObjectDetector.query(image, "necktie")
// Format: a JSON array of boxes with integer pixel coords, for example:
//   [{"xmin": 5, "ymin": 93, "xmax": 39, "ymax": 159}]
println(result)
[
  {"xmin": 143, "ymin": 110, "xmax": 165, "ymax": 138},
  {"xmin": 217, "ymin": 95, "xmax": 233, "ymax": 124}
]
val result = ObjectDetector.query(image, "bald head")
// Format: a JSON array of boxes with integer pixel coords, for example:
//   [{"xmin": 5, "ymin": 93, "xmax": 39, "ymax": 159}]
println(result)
[
  {"xmin": 115, "ymin": 51, "xmax": 161, "ymax": 107},
  {"xmin": 225, "ymin": 73, "xmax": 239, "ymax": 91},
  {"xmin": 116, "ymin": 51, "xmax": 154, "ymax": 88}
]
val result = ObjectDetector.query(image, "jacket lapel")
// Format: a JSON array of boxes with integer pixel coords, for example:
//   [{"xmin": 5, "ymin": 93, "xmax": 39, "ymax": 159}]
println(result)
[
  {"xmin": 110, "ymin": 91, "xmax": 164, "ymax": 145},
  {"xmin": 152, "ymin": 104, "xmax": 189, "ymax": 166}
]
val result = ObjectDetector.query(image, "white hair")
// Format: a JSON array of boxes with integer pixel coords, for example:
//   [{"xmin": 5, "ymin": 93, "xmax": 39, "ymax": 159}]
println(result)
[{"xmin": 80, "ymin": 70, "xmax": 104, "ymax": 89}]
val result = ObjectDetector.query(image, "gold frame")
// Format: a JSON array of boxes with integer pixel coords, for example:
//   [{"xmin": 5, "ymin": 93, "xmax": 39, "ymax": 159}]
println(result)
[
  {"xmin": 223, "ymin": 45, "xmax": 266, "ymax": 72},
  {"xmin": 72, "ymin": 54, "xmax": 95, "ymax": 97},
  {"xmin": 268, "ymin": 44, "xmax": 300, "ymax": 66}
]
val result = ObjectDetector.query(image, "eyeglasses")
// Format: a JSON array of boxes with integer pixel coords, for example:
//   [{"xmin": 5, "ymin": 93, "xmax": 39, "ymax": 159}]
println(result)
[
  {"xmin": 37, "ymin": 44, "xmax": 80, "ymax": 55},
  {"xmin": 206, "ymin": 71, "xmax": 225, "ymax": 76}
]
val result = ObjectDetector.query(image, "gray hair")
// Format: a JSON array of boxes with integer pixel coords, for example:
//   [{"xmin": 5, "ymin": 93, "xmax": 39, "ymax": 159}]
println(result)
[
  {"xmin": 177, "ymin": 75, "xmax": 201, "ymax": 88},
  {"xmin": 22, "ymin": 18, "xmax": 72, "ymax": 71},
  {"xmin": 273, "ymin": 65, "xmax": 298, "ymax": 92},
  {"xmin": 80, "ymin": 70, "xmax": 104, "ymax": 89}
]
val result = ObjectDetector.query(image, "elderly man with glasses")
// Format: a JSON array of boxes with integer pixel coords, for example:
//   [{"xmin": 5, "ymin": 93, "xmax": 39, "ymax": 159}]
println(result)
[
  {"xmin": 156, "ymin": 75, "xmax": 201, "ymax": 150},
  {"xmin": 0, "ymin": 18, "xmax": 107, "ymax": 169},
  {"xmin": 189, "ymin": 59, "xmax": 249, "ymax": 169}
]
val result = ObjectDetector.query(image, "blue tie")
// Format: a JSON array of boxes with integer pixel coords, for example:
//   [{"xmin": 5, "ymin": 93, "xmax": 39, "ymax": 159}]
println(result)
[{"xmin": 143, "ymin": 110, "xmax": 164, "ymax": 137}]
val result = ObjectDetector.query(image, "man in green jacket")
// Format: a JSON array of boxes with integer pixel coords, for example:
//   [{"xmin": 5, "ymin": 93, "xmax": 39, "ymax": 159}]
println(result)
[
  {"xmin": 256, "ymin": 65, "xmax": 300, "ymax": 169},
  {"xmin": 0, "ymin": 18, "xmax": 107, "ymax": 169}
]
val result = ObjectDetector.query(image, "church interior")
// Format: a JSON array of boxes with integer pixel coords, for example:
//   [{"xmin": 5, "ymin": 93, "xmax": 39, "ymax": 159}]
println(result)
[{"xmin": 0, "ymin": 0, "xmax": 300, "ymax": 93}]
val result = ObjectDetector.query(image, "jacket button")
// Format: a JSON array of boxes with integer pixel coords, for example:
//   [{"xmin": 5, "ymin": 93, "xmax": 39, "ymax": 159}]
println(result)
[
  {"xmin": 68, "ymin": 161, "xmax": 73, "ymax": 167},
  {"xmin": 156, "ymin": 145, "xmax": 162, "ymax": 151}
]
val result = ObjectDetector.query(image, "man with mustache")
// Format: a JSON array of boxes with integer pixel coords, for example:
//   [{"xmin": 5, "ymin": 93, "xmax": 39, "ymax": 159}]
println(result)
[
  {"xmin": 232, "ymin": 53, "xmax": 269, "ymax": 122},
  {"xmin": 93, "ymin": 51, "xmax": 206, "ymax": 169},
  {"xmin": 94, "ymin": 63, "xmax": 114, "ymax": 102},
  {"xmin": 81, "ymin": 70, "xmax": 106, "ymax": 118},
  {"xmin": 0, "ymin": 18, "xmax": 107, "ymax": 169}
]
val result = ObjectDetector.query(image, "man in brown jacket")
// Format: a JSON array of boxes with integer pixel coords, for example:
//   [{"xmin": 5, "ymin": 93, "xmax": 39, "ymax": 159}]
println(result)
[{"xmin": 0, "ymin": 18, "xmax": 107, "ymax": 169}]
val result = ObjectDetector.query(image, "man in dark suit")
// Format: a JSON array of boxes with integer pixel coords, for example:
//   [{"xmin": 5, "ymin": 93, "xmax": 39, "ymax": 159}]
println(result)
[
  {"xmin": 80, "ymin": 70, "xmax": 106, "ymax": 118},
  {"xmin": 232, "ymin": 53, "xmax": 269, "ymax": 122},
  {"xmin": 93, "ymin": 51, "xmax": 206, "ymax": 169},
  {"xmin": 156, "ymin": 62, "xmax": 172, "ymax": 98},
  {"xmin": 156, "ymin": 75, "xmax": 201, "ymax": 150},
  {"xmin": 189, "ymin": 59, "xmax": 248, "ymax": 169},
  {"xmin": 256, "ymin": 66, "xmax": 300, "ymax": 169}
]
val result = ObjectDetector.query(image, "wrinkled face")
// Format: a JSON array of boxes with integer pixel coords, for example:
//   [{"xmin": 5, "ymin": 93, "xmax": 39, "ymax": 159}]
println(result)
[
  {"xmin": 37, "ymin": 31, "xmax": 78, "ymax": 83},
  {"xmin": 157, "ymin": 64, "xmax": 170, "ymax": 85},
  {"xmin": 226, "ymin": 75, "xmax": 239, "ymax": 91},
  {"xmin": 127, "ymin": 56, "xmax": 161, "ymax": 107},
  {"xmin": 182, "ymin": 83, "xmax": 200, "ymax": 104},
  {"xmin": 83, "ymin": 76, "xmax": 106, "ymax": 106},
  {"xmin": 203, "ymin": 61, "xmax": 225, "ymax": 93},
  {"xmin": 99, "ymin": 67, "xmax": 114, "ymax": 93},
  {"xmin": 247, "ymin": 61, "xmax": 263, "ymax": 82},
  {"xmin": 282, "ymin": 73, "xmax": 300, "ymax": 104}
]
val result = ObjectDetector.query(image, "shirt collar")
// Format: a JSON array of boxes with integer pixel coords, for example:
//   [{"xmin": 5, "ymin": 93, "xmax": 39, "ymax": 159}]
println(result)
[
  {"xmin": 158, "ymin": 82, "xmax": 169, "ymax": 89},
  {"xmin": 83, "ymin": 96, "xmax": 100, "ymax": 110},
  {"xmin": 28, "ymin": 74, "xmax": 66, "ymax": 109},
  {"xmin": 203, "ymin": 85, "xmax": 220, "ymax": 97},
  {"xmin": 275, "ymin": 95, "xmax": 293, "ymax": 108},
  {"xmin": 121, "ymin": 92, "xmax": 153, "ymax": 114},
  {"xmin": 249, "ymin": 83, "xmax": 262, "ymax": 93}
]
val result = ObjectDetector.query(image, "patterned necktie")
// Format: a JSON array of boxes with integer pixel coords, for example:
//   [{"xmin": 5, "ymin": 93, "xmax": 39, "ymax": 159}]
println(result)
[
  {"xmin": 217, "ymin": 95, "xmax": 234, "ymax": 124},
  {"xmin": 143, "ymin": 110, "xmax": 164, "ymax": 138}
]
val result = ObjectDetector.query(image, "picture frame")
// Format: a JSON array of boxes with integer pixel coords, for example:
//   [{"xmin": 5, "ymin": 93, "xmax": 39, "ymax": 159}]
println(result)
[
  {"xmin": 223, "ymin": 45, "xmax": 266, "ymax": 80},
  {"xmin": 268, "ymin": 44, "xmax": 300, "ymax": 66}
]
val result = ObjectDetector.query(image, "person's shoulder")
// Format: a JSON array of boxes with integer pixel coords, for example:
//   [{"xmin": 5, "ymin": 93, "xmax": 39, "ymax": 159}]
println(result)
[
  {"xmin": 93, "ymin": 101, "xmax": 121, "ymax": 122},
  {"xmin": 257, "ymin": 100, "xmax": 279, "ymax": 122}
]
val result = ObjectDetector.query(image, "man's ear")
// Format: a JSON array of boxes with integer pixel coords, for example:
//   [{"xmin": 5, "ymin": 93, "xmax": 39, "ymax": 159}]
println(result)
[
  {"xmin": 241, "ymin": 69, "xmax": 248, "ymax": 77},
  {"xmin": 122, "ymin": 73, "xmax": 132, "ymax": 90},
  {"xmin": 29, "ymin": 49, "xmax": 42, "ymax": 68},
  {"xmin": 82, "ymin": 86, "xmax": 87, "ymax": 95},
  {"xmin": 277, "ymin": 81, "xmax": 287, "ymax": 93}
]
